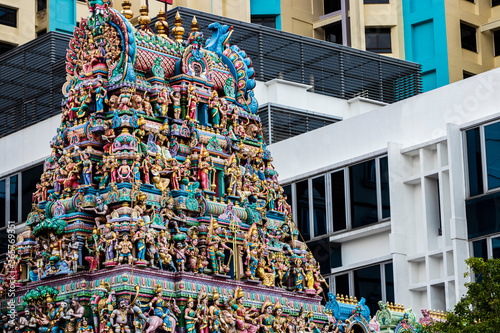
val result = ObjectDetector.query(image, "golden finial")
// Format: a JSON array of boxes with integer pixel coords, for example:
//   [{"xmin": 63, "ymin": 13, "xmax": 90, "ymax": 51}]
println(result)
[
  {"xmin": 155, "ymin": 8, "xmax": 169, "ymax": 37},
  {"xmin": 191, "ymin": 15, "xmax": 199, "ymax": 32},
  {"xmin": 349, "ymin": 296, "xmax": 354, "ymax": 305},
  {"xmin": 172, "ymin": 11, "xmax": 185, "ymax": 43},
  {"xmin": 138, "ymin": 1, "xmax": 151, "ymax": 30},
  {"xmin": 339, "ymin": 294, "xmax": 345, "ymax": 303},
  {"xmin": 121, "ymin": 0, "xmax": 133, "ymax": 20},
  {"xmin": 354, "ymin": 296, "xmax": 358, "ymax": 304}
]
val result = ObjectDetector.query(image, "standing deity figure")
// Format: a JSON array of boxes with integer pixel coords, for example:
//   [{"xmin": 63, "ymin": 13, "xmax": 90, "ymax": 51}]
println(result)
[
  {"xmin": 94, "ymin": 79, "xmax": 108, "ymax": 113},
  {"xmin": 244, "ymin": 224, "xmax": 262, "ymax": 280},
  {"xmin": 132, "ymin": 155, "xmax": 142, "ymax": 183},
  {"xmin": 206, "ymin": 218, "xmax": 232, "ymax": 275},
  {"xmin": 158, "ymin": 87, "xmax": 172, "ymax": 116},
  {"xmin": 225, "ymin": 155, "xmax": 241, "ymax": 196},
  {"xmin": 117, "ymin": 234, "xmax": 133, "ymax": 265},
  {"xmin": 187, "ymin": 85, "xmax": 199, "ymax": 121},
  {"xmin": 293, "ymin": 260, "xmax": 306, "ymax": 292},
  {"xmin": 118, "ymin": 160, "xmax": 132, "ymax": 183},
  {"xmin": 171, "ymin": 91, "xmax": 181, "ymax": 119},
  {"xmin": 209, "ymin": 90, "xmax": 221, "ymax": 126},
  {"xmin": 102, "ymin": 121, "xmax": 116, "ymax": 154},
  {"xmin": 228, "ymin": 287, "xmax": 258, "ymax": 332},
  {"xmin": 258, "ymin": 300, "xmax": 275, "ymax": 333},
  {"xmin": 142, "ymin": 154, "xmax": 152, "ymax": 184},
  {"xmin": 208, "ymin": 290, "xmax": 224, "ymax": 333},
  {"xmin": 36, "ymin": 296, "xmax": 63, "ymax": 333},
  {"xmin": 197, "ymin": 292, "xmax": 209, "ymax": 333},
  {"xmin": 110, "ymin": 298, "xmax": 134, "ymax": 333},
  {"xmin": 70, "ymin": 296, "xmax": 86, "ymax": 330},
  {"xmin": 79, "ymin": 149, "xmax": 93, "ymax": 186},
  {"xmin": 101, "ymin": 223, "xmax": 117, "ymax": 262},
  {"xmin": 184, "ymin": 296, "xmax": 197, "ymax": 333},
  {"xmin": 148, "ymin": 285, "xmax": 174, "ymax": 331},
  {"xmin": 273, "ymin": 303, "xmax": 286, "ymax": 333},
  {"xmin": 67, "ymin": 232, "xmax": 80, "ymax": 273},
  {"xmin": 198, "ymin": 151, "xmax": 213, "ymax": 191},
  {"xmin": 173, "ymin": 241, "xmax": 187, "ymax": 272},
  {"xmin": 133, "ymin": 221, "xmax": 147, "ymax": 261}
]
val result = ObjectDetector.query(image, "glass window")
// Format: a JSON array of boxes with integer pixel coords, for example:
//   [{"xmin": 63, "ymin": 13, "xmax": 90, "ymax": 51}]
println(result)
[
  {"xmin": 354, "ymin": 265, "xmax": 382, "ymax": 314},
  {"xmin": 37, "ymin": 0, "xmax": 47, "ymax": 11},
  {"xmin": 484, "ymin": 122, "xmax": 500, "ymax": 190},
  {"xmin": 460, "ymin": 22, "xmax": 477, "ymax": 52},
  {"xmin": 0, "ymin": 227, "xmax": 8, "ymax": 261},
  {"xmin": 296, "ymin": 180, "xmax": 310, "ymax": 241},
  {"xmin": 473, "ymin": 239, "xmax": 488, "ymax": 260},
  {"xmin": 309, "ymin": 238, "xmax": 331, "ymax": 275},
  {"xmin": 283, "ymin": 184, "xmax": 292, "ymax": 214},
  {"xmin": 364, "ymin": 0, "xmax": 390, "ymax": 3},
  {"xmin": 350, "ymin": 160, "xmax": 378, "ymax": 228},
  {"xmin": 251, "ymin": 16, "xmax": 276, "ymax": 29},
  {"xmin": 0, "ymin": 42, "xmax": 15, "ymax": 55},
  {"xmin": 22, "ymin": 164, "xmax": 43, "ymax": 221},
  {"xmin": 466, "ymin": 191, "xmax": 500, "ymax": 238},
  {"xmin": 330, "ymin": 243, "xmax": 342, "ymax": 269},
  {"xmin": 493, "ymin": 0, "xmax": 500, "ymax": 7},
  {"xmin": 466, "ymin": 128, "xmax": 484, "ymax": 196},
  {"xmin": 0, "ymin": 6, "xmax": 17, "ymax": 28},
  {"xmin": 325, "ymin": 22, "xmax": 342, "ymax": 44},
  {"xmin": 0, "ymin": 180, "xmax": 5, "ymax": 227},
  {"xmin": 313, "ymin": 176, "xmax": 327, "ymax": 236},
  {"xmin": 365, "ymin": 28, "xmax": 392, "ymax": 53},
  {"xmin": 495, "ymin": 30, "xmax": 500, "ymax": 57},
  {"xmin": 9, "ymin": 175, "xmax": 18, "ymax": 222},
  {"xmin": 335, "ymin": 274, "xmax": 350, "ymax": 296},
  {"xmin": 492, "ymin": 237, "xmax": 500, "ymax": 258},
  {"xmin": 331, "ymin": 170, "xmax": 346, "ymax": 232},
  {"xmin": 385, "ymin": 263, "xmax": 395, "ymax": 303},
  {"xmin": 380, "ymin": 157, "xmax": 390, "ymax": 219},
  {"xmin": 324, "ymin": 0, "xmax": 341, "ymax": 14}
]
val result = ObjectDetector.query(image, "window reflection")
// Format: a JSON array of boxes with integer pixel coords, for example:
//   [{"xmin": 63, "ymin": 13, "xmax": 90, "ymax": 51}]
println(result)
[
  {"xmin": 22, "ymin": 164, "xmax": 43, "ymax": 221},
  {"xmin": 0, "ymin": 180, "xmax": 5, "ymax": 227},
  {"xmin": 313, "ymin": 176, "xmax": 327, "ymax": 236},
  {"xmin": 466, "ymin": 128, "xmax": 483, "ymax": 196},
  {"xmin": 473, "ymin": 239, "xmax": 488, "ymax": 260},
  {"xmin": 335, "ymin": 273, "xmax": 350, "ymax": 296},
  {"xmin": 485, "ymin": 122, "xmax": 500, "ymax": 190},
  {"xmin": 492, "ymin": 237, "xmax": 500, "ymax": 259},
  {"xmin": 9, "ymin": 175, "xmax": 18, "ymax": 222},
  {"xmin": 331, "ymin": 170, "xmax": 346, "ymax": 231},
  {"xmin": 297, "ymin": 180, "xmax": 310, "ymax": 241},
  {"xmin": 380, "ymin": 157, "xmax": 390, "ymax": 219},
  {"xmin": 354, "ymin": 265, "xmax": 382, "ymax": 315},
  {"xmin": 350, "ymin": 160, "xmax": 378, "ymax": 228}
]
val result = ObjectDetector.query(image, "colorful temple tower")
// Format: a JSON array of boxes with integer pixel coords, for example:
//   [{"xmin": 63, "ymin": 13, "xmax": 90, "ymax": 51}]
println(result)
[{"xmin": 0, "ymin": 2, "xmax": 435, "ymax": 333}]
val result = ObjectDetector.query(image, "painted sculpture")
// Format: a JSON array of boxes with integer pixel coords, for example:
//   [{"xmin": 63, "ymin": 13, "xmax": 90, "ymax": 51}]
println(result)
[{"xmin": 0, "ymin": 2, "xmax": 434, "ymax": 333}]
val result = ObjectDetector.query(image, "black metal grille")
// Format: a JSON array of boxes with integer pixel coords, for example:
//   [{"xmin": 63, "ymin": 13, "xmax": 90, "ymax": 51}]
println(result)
[
  {"xmin": 0, "ymin": 31, "xmax": 70, "ymax": 138},
  {"xmin": 164, "ymin": 7, "xmax": 422, "ymax": 104},
  {"xmin": 258, "ymin": 103, "xmax": 340, "ymax": 145}
]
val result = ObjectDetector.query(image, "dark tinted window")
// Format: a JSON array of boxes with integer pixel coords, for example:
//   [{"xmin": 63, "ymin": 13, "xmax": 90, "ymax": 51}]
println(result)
[
  {"xmin": 364, "ymin": 0, "xmax": 390, "ymax": 3},
  {"xmin": 466, "ymin": 128, "xmax": 484, "ymax": 197},
  {"xmin": 297, "ymin": 180, "xmax": 310, "ymax": 241},
  {"xmin": 325, "ymin": 22, "xmax": 343, "ymax": 44},
  {"xmin": 354, "ymin": 265, "xmax": 381, "ymax": 314},
  {"xmin": 380, "ymin": 157, "xmax": 390, "ymax": 218},
  {"xmin": 385, "ymin": 263, "xmax": 394, "ymax": 303},
  {"xmin": 331, "ymin": 170, "xmax": 346, "ymax": 231},
  {"xmin": 0, "ymin": 42, "xmax": 15, "ymax": 55},
  {"xmin": 9, "ymin": 175, "xmax": 18, "ymax": 222},
  {"xmin": 484, "ymin": 122, "xmax": 500, "ymax": 190},
  {"xmin": 313, "ymin": 176, "xmax": 327, "ymax": 236},
  {"xmin": 466, "ymin": 191, "xmax": 500, "ymax": 238},
  {"xmin": 330, "ymin": 243, "xmax": 342, "ymax": 269},
  {"xmin": 460, "ymin": 22, "xmax": 477, "ymax": 52},
  {"xmin": 0, "ymin": 6, "xmax": 16, "ymax": 27},
  {"xmin": 365, "ymin": 28, "xmax": 391, "ymax": 53},
  {"xmin": 309, "ymin": 238, "xmax": 331, "ymax": 275},
  {"xmin": 495, "ymin": 30, "xmax": 500, "ymax": 56},
  {"xmin": 251, "ymin": 16, "xmax": 276, "ymax": 29},
  {"xmin": 493, "ymin": 237, "xmax": 500, "ymax": 258},
  {"xmin": 350, "ymin": 160, "xmax": 378, "ymax": 228},
  {"xmin": 493, "ymin": 0, "xmax": 500, "ymax": 7},
  {"xmin": 473, "ymin": 239, "xmax": 488, "ymax": 260},
  {"xmin": 37, "ymin": 0, "xmax": 47, "ymax": 11},
  {"xmin": 335, "ymin": 274, "xmax": 350, "ymax": 296},
  {"xmin": 324, "ymin": 0, "xmax": 341, "ymax": 14},
  {"xmin": 22, "ymin": 164, "xmax": 43, "ymax": 221},
  {"xmin": 283, "ymin": 184, "xmax": 292, "ymax": 211},
  {"xmin": 0, "ymin": 180, "xmax": 5, "ymax": 227}
]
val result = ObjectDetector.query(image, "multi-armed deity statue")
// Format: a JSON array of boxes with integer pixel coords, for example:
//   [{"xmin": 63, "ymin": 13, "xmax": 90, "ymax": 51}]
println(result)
[{"xmin": 0, "ymin": 1, "xmax": 440, "ymax": 333}]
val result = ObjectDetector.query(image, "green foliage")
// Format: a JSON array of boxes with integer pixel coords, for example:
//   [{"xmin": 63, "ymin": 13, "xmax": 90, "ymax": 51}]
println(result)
[{"xmin": 422, "ymin": 257, "xmax": 500, "ymax": 333}]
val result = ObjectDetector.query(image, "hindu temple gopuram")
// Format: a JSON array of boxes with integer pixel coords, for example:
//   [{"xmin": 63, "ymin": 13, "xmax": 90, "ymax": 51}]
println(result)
[{"xmin": 0, "ymin": 2, "xmax": 446, "ymax": 333}]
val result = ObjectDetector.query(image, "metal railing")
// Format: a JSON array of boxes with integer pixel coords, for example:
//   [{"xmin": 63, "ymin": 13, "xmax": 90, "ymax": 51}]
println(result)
[
  {"xmin": 258, "ymin": 103, "xmax": 341, "ymax": 145},
  {"xmin": 164, "ymin": 7, "xmax": 422, "ymax": 104},
  {"xmin": 0, "ymin": 31, "xmax": 70, "ymax": 138}
]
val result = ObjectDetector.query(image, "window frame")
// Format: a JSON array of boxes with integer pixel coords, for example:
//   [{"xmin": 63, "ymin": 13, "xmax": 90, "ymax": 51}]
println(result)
[
  {"xmin": 469, "ymin": 232, "xmax": 500, "ymax": 259},
  {"xmin": 250, "ymin": 16, "xmax": 277, "ymax": 29},
  {"xmin": 365, "ymin": 27, "xmax": 392, "ymax": 53},
  {"xmin": 460, "ymin": 21, "xmax": 478, "ymax": 53},
  {"xmin": 464, "ymin": 120, "xmax": 500, "ymax": 198},
  {"xmin": 364, "ymin": 0, "xmax": 390, "ymax": 4},
  {"xmin": 0, "ymin": 5, "xmax": 17, "ymax": 28},
  {"xmin": 327, "ymin": 260, "xmax": 394, "ymax": 306},
  {"xmin": 285, "ymin": 155, "xmax": 390, "ymax": 240}
]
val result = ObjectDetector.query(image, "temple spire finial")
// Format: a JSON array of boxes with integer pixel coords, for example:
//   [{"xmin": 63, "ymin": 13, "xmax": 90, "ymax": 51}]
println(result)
[
  {"xmin": 190, "ymin": 15, "xmax": 199, "ymax": 33},
  {"xmin": 156, "ymin": 8, "xmax": 169, "ymax": 37},
  {"xmin": 172, "ymin": 11, "xmax": 185, "ymax": 43},
  {"xmin": 121, "ymin": 0, "xmax": 133, "ymax": 20},
  {"xmin": 138, "ymin": 0, "xmax": 151, "ymax": 31}
]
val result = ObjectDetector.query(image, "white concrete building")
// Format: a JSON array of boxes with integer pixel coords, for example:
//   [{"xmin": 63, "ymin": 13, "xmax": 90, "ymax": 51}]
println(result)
[{"xmin": 2, "ymin": 68, "xmax": 500, "ymax": 316}]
